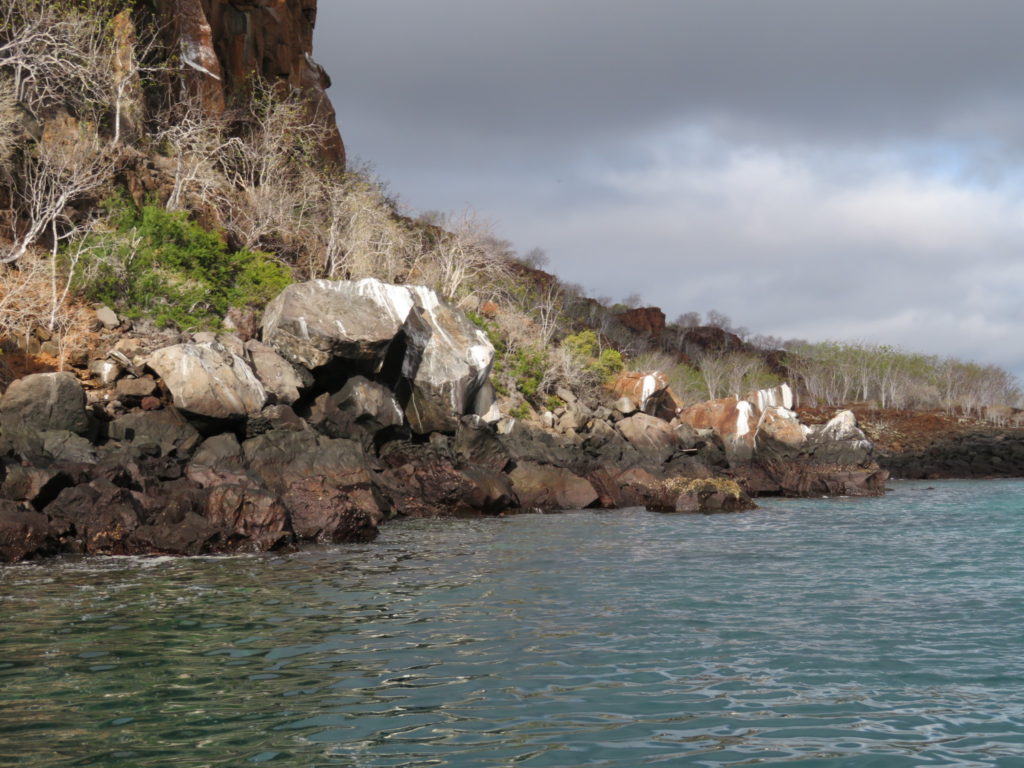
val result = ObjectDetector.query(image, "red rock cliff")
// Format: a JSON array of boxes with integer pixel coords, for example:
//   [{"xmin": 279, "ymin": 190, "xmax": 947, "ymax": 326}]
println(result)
[{"xmin": 153, "ymin": 0, "xmax": 344, "ymax": 164}]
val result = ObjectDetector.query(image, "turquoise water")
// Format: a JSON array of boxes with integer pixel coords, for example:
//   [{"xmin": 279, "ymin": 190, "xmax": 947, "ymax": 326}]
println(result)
[{"xmin": 3, "ymin": 480, "xmax": 1024, "ymax": 767}]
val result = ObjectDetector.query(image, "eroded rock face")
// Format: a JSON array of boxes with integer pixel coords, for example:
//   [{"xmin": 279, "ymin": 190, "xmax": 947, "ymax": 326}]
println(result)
[
  {"xmin": 147, "ymin": 341, "xmax": 266, "ymax": 420},
  {"xmin": 0, "ymin": 373, "xmax": 89, "ymax": 437},
  {"xmin": 153, "ymin": 0, "xmax": 344, "ymax": 163},
  {"xmin": 614, "ymin": 307, "xmax": 666, "ymax": 339}
]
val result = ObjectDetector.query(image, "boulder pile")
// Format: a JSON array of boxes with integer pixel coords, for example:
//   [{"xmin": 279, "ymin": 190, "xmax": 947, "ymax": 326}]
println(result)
[{"xmin": 0, "ymin": 279, "xmax": 889, "ymax": 563}]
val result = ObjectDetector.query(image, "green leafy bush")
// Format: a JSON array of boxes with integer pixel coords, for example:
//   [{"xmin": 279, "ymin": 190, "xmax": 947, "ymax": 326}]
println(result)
[
  {"xmin": 561, "ymin": 330, "xmax": 623, "ymax": 384},
  {"xmin": 562, "ymin": 330, "xmax": 599, "ymax": 360},
  {"xmin": 509, "ymin": 402, "xmax": 532, "ymax": 420},
  {"xmin": 509, "ymin": 347, "xmax": 546, "ymax": 398},
  {"xmin": 591, "ymin": 349, "xmax": 624, "ymax": 382},
  {"xmin": 466, "ymin": 310, "xmax": 505, "ymax": 353},
  {"xmin": 72, "ymin": 198, "xmax": 291, "ymax": 330}
]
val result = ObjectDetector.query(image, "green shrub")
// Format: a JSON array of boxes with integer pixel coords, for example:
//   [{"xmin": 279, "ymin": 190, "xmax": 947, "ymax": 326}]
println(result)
[
  {"xmin": 509, "ymin": 402, "xmax": 531, "ymax": 420},
  {"xmin": 509, "ymin": 347, "xmax": 546, "ymax": 398},
  {"xmin": 561, "ymin": 330, "xmax": 623, "ymax": 385},
  {"xmin": 562, "ymin": 330, "xmax": 598, "ymax": 360},
  {"xmin": 466, "ymin": 310, "xmax": 505, "ymax": 353},
  {"xmin": 72, "ymin": 198, "xmax": 291, "ymax": 330},
  {"xmin": 591, "ymin": 349, "xmax": 624, "ymax": 383}
]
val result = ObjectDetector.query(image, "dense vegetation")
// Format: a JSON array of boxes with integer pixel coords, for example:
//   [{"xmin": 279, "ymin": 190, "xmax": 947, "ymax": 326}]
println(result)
[{"xmin": 0, "ymin": 0, "xmax": 1019, "ymax": 421}]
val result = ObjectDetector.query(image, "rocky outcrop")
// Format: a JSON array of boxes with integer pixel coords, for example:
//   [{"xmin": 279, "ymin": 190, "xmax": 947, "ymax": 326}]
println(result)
[
  {"xmin": 615, "ymin": 307, "xmax": 666, "ymax": 340},
  {"xmin": 152, "ymin": 0, "xmax": 344, "ymax": 164},
  {"xmin": 677, "ymin": 384, "xmax": 876, "ymax": 469},
  {"xmin": 262, "ymin": 278, "xmax": 495, "ymax": 434},
  {"xmin": 680, "ymin": 326, "xmax": 746, "ymax": 360},
  {"xmin": 262, "ymin": 279, "xmax": 419, "ymax": 371},
  {"xmin": 245, "ymin": 339, "xmax": 310, "ymax": 405},
  {"xmin": 0, "ymin": 279, "xmax": 904, "ymax": 564},
  {"xmin": 679, "ymin": 396, "xmax": 758, "ymax": 463}
]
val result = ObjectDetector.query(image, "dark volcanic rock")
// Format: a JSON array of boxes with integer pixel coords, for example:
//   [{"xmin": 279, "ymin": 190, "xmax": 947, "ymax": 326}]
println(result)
[
  {"xmin": 737, "ymin": 463, "xmax": 890, "ymax": 497},
  {"xmin": 880, "ymin": 432, "xmax": 1024, "ymax": 479},
  {"xmin": 0, "ymin": 500, "xmax": 64, "ymax": 562},
  {"xmin": 460, "ymin": 466, "xmax": 518, "ymax": 514},
  {"xmin": 508, "ymin": 461, "xmax": 599, "ymax": 510},
  {"xmin": 106, "ymin": 409, "xmax": 202, "ymax": 458},
  {"xmin": 205, "ymin": 484, "xmax": 292, "ymax": 551},
  {"xmin": 1, "ymin": 462, "xmax": 89, "ymax": 510},
  {"xmin": 455, "ymin": 415, "xmax": 510, "ymax": 472},
  {"xmin": 376, "ymin": 441, "xmax": 477, "ymax": 518},
  {"xmin": 243, "ymin": 429, "xmax": 383, "ymax": 541},
  {"xmin": 45, "ymin": 480, "xmax": 143, "ymax": 555},
  {"xmin": 40, "ymin": 431, "xmax": 97, "ymax": 464},
  {"xmin": 0, "ymin": 373, "xmax": 88, "ymax": 436}
]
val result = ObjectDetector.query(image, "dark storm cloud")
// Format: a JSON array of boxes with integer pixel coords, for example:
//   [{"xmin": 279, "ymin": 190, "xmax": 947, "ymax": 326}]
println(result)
[
  {"xmin": 314, "ymin": 1, "xmax": 1024, "ymax": 377},
  {"xmin": 318, "ymin": 0, "xmax": 1024, "ymax": 150}
]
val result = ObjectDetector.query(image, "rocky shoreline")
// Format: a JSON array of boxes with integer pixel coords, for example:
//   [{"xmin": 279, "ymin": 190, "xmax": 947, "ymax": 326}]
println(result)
[{"xmin": 1, "ymin": 278, "xmax": 892, "ymax": 564}]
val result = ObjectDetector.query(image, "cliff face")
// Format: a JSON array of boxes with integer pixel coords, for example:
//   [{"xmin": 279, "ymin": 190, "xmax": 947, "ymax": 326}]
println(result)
[{"xmin": 153, "ymin": 0, "xmax": 344, "ymax": 164}]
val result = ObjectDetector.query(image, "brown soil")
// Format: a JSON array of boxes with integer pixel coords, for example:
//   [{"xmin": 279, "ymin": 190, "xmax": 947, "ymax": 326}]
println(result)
[{"xmin": 796, "ymin": 403, "xmax": 1024, "ymax": 455}]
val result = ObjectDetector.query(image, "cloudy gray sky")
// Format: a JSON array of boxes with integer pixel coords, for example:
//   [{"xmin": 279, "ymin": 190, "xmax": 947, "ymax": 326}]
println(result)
[{"xmin": 314, "ymin": 0, "xmax": 1024, "ymax": 376}]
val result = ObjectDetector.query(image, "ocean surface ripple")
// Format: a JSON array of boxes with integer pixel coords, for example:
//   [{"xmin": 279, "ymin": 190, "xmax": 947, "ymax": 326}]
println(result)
[{"xmin": 3, "ymin": 480, "xmax": 1024, "ymax": 766}]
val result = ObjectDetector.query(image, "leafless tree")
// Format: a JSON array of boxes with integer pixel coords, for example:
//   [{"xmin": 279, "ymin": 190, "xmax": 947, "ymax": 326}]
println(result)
[
  {"xmin": 219, "ymin": 82, "xmax": 329, "ymax": 250},
  {"xmin": 0, "ymin": 0, "xmax": 115, "ymax": 121},
  {"xmin": 3, "ymin": 126, "xmax": 114, "ymax": 264},
  {"xmin": 155, "ymin": 98, "xmax": 232, "ymax": 211},
  {"xmin": 696, "ymin": 351, "xmax": 731, "ymax": 400},
  {"xmin": 530, "ymin": 279, "xmax": 565, "ymax": 348},
  {"xmin": 0, "ymin": 74, "xmax": 17, "ymax": 171},
  {"xmin": 413, "ymin": 210, "xmax": 514, "ymax": 304}
]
